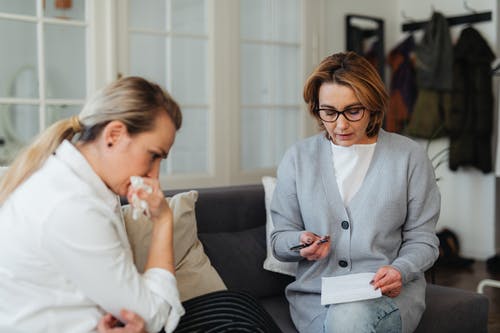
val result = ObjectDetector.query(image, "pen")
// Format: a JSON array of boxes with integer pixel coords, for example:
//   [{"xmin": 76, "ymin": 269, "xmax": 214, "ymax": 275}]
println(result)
[{"xmin": 290, "ymin": 235, "xmax": 330, "ymax": 252}]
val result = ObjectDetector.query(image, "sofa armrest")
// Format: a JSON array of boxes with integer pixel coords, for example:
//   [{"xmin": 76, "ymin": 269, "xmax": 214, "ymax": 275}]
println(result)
[{"xmin": 415, "ymin": 284, "xmax": 489, "ymax": 333}]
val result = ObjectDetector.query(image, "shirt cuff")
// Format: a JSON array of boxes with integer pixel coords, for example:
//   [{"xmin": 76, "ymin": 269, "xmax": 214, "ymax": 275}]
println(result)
[{"xmin": 143, "ymin": 268, "xmax": 185, "ymax": 333}]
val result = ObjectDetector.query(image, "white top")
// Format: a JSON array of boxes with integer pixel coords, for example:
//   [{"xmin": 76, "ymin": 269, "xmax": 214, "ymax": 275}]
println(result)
[
  {"xmin": 0, "ymin": 141, "xmax": 184, "ymax": 333},
  {"xmin": 330, "ymin": 142, "xmax": 376, "ymax": 204}
]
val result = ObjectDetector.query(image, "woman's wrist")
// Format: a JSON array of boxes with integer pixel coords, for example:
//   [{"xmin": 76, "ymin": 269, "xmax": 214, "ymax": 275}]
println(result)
[
  {"xmin": 151, "ymin": 208, "xmax": 173, "ymax": 226},
  {"xmin": 146, "ymin": 212, "xmax": 175, "ymax": 273}
]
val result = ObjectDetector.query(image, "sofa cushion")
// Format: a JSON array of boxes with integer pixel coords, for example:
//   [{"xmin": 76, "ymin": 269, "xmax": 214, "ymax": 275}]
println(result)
[
  {"xmin": 261, "ymin": 296, "xmax": 298, "ymax": 333},
  {"xmin": 262, "ymin": 176, "xmax": 298, "ymax": 276},
  {"xmin": 192, "ymin": 185, "xmax": 267, "ymax": 233},
  {"xmin": 199, "ymin": 225, "xmax": 294, "ymax": 299},
  {"xmin": 123, "ymin": 190, "xmax": 227, "ymax": 302}
]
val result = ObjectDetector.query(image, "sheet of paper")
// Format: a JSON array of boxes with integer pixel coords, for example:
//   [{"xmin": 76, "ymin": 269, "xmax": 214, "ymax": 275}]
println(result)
[{"xmin": 321, "ymin": 272, "xmax": 382, "ymax": 305}]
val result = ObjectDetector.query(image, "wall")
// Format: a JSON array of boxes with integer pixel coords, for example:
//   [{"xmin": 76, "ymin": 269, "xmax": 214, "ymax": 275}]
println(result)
[{"xmin": 325, "ymin": 0, "xmax": 498, "ymax": 259}]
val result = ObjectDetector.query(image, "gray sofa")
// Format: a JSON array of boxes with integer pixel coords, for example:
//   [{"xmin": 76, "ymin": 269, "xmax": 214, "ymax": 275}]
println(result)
[{"xmin": 165, "ymin": 184, "xmax": 489, "ymax": 333}]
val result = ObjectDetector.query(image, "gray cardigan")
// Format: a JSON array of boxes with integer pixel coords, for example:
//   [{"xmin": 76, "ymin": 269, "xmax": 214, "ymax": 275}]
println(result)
[{"xmin": 270, "ymin": 130, "xmax": 440, "ymax": 333}]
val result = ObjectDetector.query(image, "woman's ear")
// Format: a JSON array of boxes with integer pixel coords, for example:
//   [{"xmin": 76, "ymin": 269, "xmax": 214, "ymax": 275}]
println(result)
[{"xmin": 102, "ymin": 120, "xmax": 128, "ymax": 147}]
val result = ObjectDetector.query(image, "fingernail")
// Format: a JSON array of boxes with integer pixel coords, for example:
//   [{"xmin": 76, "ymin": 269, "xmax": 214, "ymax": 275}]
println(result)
[{"xmin": 369, "ymin": 280, "xmax": 374, "ymax": 284}]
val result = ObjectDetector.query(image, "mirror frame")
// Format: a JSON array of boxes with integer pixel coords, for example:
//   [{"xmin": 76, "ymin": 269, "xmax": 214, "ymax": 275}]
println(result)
[{"xmin": 345, "ymin": 14, "xmax": 385, "ymax": 83}]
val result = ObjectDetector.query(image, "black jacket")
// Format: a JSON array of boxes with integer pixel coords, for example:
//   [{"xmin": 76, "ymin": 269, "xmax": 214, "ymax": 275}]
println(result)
[
  {"xmin": 448, "ymin": 26, "xmax": 495, "ymax": 173},
  {"xmin": 405, "ymin": 12, "xmax": 453, "ymax": 139}
]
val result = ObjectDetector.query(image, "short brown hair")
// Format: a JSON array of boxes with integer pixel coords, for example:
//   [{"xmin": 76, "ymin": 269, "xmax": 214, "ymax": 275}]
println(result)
[{"xmin": 303, "ymin": 51, "xmax": 388, "ymax": 137}]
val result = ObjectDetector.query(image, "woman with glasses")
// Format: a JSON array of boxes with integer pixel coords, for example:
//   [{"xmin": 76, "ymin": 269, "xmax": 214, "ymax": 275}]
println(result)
[{"xmin": 270, "ymin": 52, "xmax": 440, "ymax": 333}]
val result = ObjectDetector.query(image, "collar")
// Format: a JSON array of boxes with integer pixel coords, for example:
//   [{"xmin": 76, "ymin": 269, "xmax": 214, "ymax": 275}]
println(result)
[{"xmin": 53, "ymin": 140, "xmax": 120, "ymax": 210}]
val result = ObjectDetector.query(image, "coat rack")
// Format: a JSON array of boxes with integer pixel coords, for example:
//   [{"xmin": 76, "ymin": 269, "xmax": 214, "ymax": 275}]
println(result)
[{"xmin": 401, "ymin": 11, "xmax": 491, "ymax": 32}]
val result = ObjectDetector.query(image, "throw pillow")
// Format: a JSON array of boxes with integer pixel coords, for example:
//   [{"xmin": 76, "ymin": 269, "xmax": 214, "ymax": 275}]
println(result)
[
  {"xmin": 262, "ymin": 176, "xmax": 297, "ymax": 276},
  {"xmin": 123, "ymin": 190, "xmax": 226, "ymax": 302}
]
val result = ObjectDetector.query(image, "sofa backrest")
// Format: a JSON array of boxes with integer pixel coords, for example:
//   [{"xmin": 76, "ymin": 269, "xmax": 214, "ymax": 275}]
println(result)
[
  {"xmin": 164, "ymin": 184, "xmax": 294, "ymax": 299},
  {"xmin": 191, "ymin": 184, "xmax": 266, "ymax": 233}
]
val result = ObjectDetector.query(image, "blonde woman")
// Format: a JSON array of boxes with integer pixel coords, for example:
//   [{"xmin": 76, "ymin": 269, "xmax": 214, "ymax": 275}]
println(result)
[{"xmin": 0, "ymin": 77, "xmax": 183, "ymax": 333}]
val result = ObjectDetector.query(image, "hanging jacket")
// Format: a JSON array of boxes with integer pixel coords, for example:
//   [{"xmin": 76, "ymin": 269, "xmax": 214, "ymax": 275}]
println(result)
[
  {"xmin": 448, "ymin": 26, "xmax": 495, "ymax": 173},
  {"xmin": 386, "ymin": 35, "xmax": 417, "ymax": 133},
  {"xmin": 414, "ymin": 11, "xmax": 454, "ymax": 90},
  {"xmin": 405, "ymin": 12, "xmax": 453, "ymax": 139}
]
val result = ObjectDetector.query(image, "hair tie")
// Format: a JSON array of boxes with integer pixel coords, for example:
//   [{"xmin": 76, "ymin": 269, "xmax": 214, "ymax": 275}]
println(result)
[{"xmin": 70, "ymin": 115, "xmax": 82, "ymax": 133}]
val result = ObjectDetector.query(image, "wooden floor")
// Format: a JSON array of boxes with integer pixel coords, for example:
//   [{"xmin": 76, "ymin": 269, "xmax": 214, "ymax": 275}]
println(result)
[{"xmin": 431, "ymin": 260, "xmax": 500, "ymax": 333}]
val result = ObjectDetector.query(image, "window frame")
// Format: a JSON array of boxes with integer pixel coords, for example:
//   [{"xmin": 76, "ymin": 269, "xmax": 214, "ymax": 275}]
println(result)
[
  {"xmin": 0, "ymin": 0, "xmax": 96, "ymax": 133},
  {"xmin": 0, "ymin": 0, "xmax": 325, "ymax": 189},
  {"xmin": 114, "ymin": 0, "xmax": 323, "ymax": 189}
]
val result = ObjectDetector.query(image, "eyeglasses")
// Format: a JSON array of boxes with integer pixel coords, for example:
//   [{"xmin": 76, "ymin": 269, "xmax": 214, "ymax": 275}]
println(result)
[{"xmin": 316, "ymin": 106, "xmax": 366, "ymax": 122}]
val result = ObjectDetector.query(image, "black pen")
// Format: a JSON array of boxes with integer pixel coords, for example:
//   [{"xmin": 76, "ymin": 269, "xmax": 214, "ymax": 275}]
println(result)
[{"xmin": 290, "ymin": 236, "xmax": 330, "ymax": 252}]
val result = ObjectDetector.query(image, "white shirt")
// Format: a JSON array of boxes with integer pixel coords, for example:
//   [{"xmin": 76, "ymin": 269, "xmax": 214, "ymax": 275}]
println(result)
[
  {"xmin": 0, "ymin": 141, "xmax": 184, "ymax": 333},
  {"xmin": 331, "ymin": 142, "xmax": 376, "ymax": 204}
]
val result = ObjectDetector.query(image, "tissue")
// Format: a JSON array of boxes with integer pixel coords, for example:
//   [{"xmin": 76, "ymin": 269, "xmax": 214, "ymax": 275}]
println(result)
[{"xmin": 130, "ymin": 176, "xmax": 153, "ymax": 220}]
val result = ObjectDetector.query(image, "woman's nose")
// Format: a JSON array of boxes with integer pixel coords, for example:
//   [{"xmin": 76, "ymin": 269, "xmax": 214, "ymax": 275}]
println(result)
[
  {"xmin": 335, "ymin": 115, "xmax": 350, "ymax": 129},
  {"xmin": 147, "ymin": 160, "xmax": 161, "ymax": 179}
]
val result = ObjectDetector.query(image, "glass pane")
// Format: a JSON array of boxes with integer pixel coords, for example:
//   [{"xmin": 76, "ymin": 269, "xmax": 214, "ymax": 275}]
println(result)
[
  {"xmin": 272, "ymin": 108, "xmax": 299, "ymax": 165},
  {"xmin": 46, "ymin": 104, "xmax": 81, "ymax": 127},
  {"xmin": 44, "ymin": 0, "xmax": 85, "ymax": 21},
  {"xmin": 241, "ymin": 108, "xmax": 274, "ymax": 170},
  {"xmin": 274, "ymin": 0, "xmax": 299, "ymax": 43},
  {"xmin": 0, "ymin": 20, "xmax": 38, "ymax": 98},
  {"xmin": 129, "ymin": 33, "xmax": 167, "ymax": 88},
  {"xmin": 171, "ymin": 0, "xmax": 206, "ymax": 34},
  {"xmin": 241, "ymin": 108, "xmax": 299, "ymax": 169},
  {"xmin": 240, "ymin": 0, "xmax": 271, "ymax": 41},
  {"xmin": 170, "ymin": 37, "xmax": 207, "ymax": 105},
  {"xmin": 273, "ymin": 45, "xmax": 300, "ymax": 105},
  {"xmin": 0, "ymin": 104, "xmax": 39, "ymax": 165},
  {"xmin": 45, "ymin": 24, "xmax": 86, "ymax": 99},
  {"xmin": 165, "ymin": 107, "xmax": 208, "ymax": 174},
  {"xmin": 129, "ymin": 0, "xmax": 166, "ymax": 31},
  {"xmin": 0, "ymin": 0, "xmax": 36, "ymax": 16},
  {"xmin": 240, "ymin": 43, "xmax": 272, "ymax": 105}
]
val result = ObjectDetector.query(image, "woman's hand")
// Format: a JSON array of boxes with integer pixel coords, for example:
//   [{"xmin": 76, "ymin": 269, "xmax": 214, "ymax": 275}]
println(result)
[
  {"xmin": 298, "ymin": 231, "xmax": 331, "ymax": 261},
  {"xmin": 127, "ymin": 177, "xmax": 172, "ymax": 222},
  {"xmin": 97, "ymin": 309, "xmax": 147, "ymax": 333},
  {"xmin": 128, "ymin": 177, "xmax": 175, "ymax": 273},
  {"xmin": 371, "ymin": 266, "xmax": 402, "ymax": 298}
]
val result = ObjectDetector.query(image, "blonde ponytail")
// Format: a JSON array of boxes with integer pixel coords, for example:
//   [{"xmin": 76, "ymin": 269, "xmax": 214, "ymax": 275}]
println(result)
[
  {"xmin": 0, "ymin": 117, "xmax": 81, "ymax": 204},
  {"xmin": 0, "ymin": 76, "xmax": 181, "ymax": 205}
]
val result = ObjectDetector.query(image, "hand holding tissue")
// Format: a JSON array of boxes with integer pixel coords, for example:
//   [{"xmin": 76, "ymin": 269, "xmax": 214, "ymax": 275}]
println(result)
[{"xmin": 129, "ymin": 176, "xmax": 153, "ymax": 220}]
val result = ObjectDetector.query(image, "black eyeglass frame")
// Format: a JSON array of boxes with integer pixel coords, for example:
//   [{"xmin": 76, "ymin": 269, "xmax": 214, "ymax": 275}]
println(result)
[{"xmin": 315, "ymin": 106, "xmax": 366, "ymax": 123}]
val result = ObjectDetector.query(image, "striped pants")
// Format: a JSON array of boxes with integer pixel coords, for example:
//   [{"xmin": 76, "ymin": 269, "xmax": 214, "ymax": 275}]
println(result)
[{"xmin": 173, "ymin": 290, "xmax": 282, "ymax": 333}]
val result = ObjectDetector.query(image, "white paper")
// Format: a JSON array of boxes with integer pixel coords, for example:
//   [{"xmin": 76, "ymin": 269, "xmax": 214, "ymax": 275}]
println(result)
[{"xmin": 321, "ymin": 272, "xmax": 382, "ymax": 305}]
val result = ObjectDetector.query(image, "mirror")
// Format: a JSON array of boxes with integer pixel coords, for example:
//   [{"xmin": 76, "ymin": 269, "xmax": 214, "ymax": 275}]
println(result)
[{"xmin": 345, "ymin": 15, "xmax": 385, "ymax": 83}]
